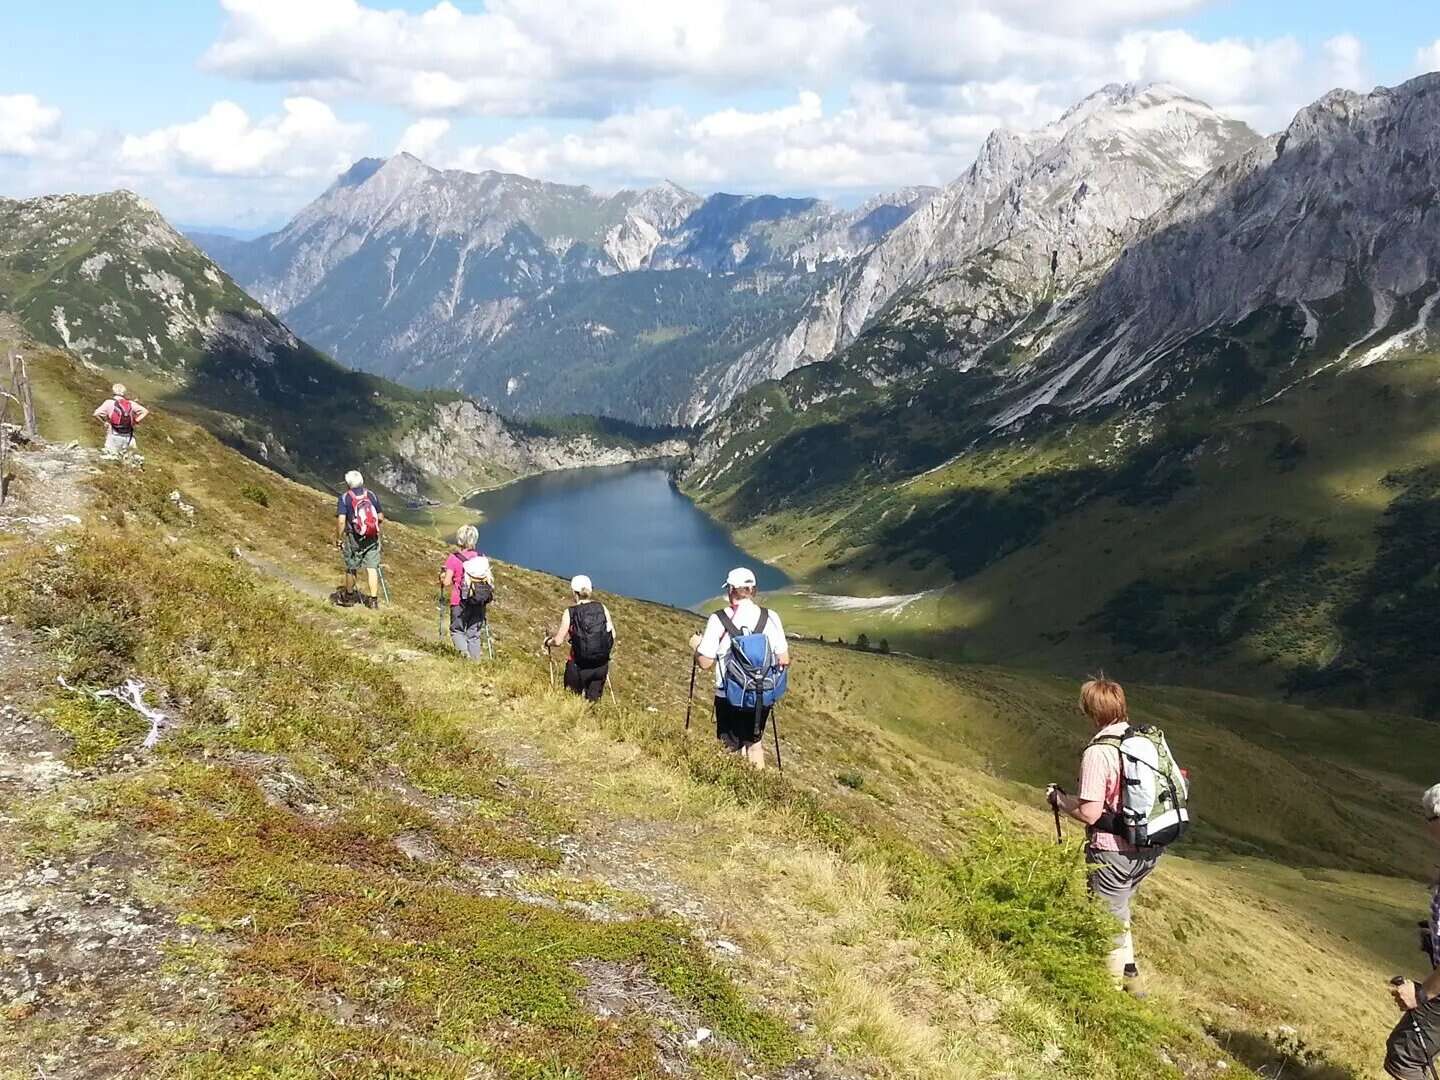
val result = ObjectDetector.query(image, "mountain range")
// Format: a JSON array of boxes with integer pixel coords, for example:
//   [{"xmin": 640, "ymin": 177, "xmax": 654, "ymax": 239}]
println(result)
[
  {"xmin": 686, "ymin": 72, "xmax": 1440, "ymax": 715},
  {"xmin": 0, "ymin": 190, "xmax": 684, "ymax": 501}
]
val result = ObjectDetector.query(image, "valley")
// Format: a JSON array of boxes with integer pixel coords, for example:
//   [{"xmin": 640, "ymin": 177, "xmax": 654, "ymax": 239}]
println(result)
[{"xmin": 3, "ymin": 63, "xmax": 1440, "ymax": 1080}]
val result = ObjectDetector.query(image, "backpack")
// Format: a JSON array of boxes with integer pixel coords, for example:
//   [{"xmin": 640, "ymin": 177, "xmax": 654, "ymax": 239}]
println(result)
[
  {"xmin": 110, "ymin": 398, "xmax": 135, "ymax": 434},
  {"xmin": 347, "ymin": 489, "xmax": 380, "ymax": 539},
  {"xmin": 461, "ymin": 556, "xmax": 494, "ymax": 611},
  {"xmin": 716, "ymin": 608, "xmax": 788, "ymax": 717},
  {"xmin": 1090, "ymin": 725, "xmax": 1190, "ymax": 849},
  {"xmin": 569, "ymin": 601, "xmax": 613, "ymax": 667}
]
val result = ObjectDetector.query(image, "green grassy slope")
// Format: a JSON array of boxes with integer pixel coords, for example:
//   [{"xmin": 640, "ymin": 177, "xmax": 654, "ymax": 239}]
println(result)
[
  {"xmin": 687, "ymin": 308, "xmax": 1440, "ymax": 714},
  {"xmin": 0, "ymin": 348, "xmax": 1424, "ymax": 1078}
]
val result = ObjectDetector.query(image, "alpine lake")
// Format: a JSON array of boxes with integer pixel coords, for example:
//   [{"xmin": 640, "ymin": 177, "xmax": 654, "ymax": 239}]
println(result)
[{"xmin": 465, "ymin": 463, "xmax": 788, "ymax": 610}]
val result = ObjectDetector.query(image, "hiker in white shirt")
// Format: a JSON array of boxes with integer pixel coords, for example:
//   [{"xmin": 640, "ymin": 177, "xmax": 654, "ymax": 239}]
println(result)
[
  {"xmin": 92, "ymin": 383, "xmax": 149, "ymax": 456},
  {"xmin": 689, "ymin": 567, "xmax": 790, "ymax": 769}
]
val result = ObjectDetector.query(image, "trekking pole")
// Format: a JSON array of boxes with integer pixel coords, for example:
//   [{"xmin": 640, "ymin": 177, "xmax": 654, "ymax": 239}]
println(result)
[
  {"xmin": 1394, "ymin": 978, "xmax": 1440, "ymax": 1080},
  {"xmin": 1049, "ymin": 784, "xmax": 1064, "ymax": 844},
  {"xmin": 543, "ymin": 639, "xmax": 556, "ymax": 689},
  {"xmin": 377, "ymin": 564, "xmax": 392, "ymax": 605},
  {"xmin": 770, "ymin": 703, "xmax": 783, "ymax": 774},
  {"xmin": 437, "ymin": 587, "xmax": 447, "ymax": 643},
  {"xmin": 483, "ymin": 621, "xmax": 495, "ymax": 660},
  {"xmin": 683, "ymin": 652, "xmax": 699, "ymax": 731},
  {"xmin": 605, "ymin": 672, "xmax": 620, "ymax": 711}
]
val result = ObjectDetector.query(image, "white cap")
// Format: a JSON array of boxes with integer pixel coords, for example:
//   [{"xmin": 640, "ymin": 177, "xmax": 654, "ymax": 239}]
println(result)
[
  {"xmin": 112, "ymin": 383, "xmax": 128, "ymax": 397},
  {"xmin": 570, "ymin": 574, "xmax": 592, "ymax": 594},
  {"xmin": 725, "ymin": 567, "xmax": 757, "ymax": 589},
  {"xmin": 344, "ymin": 470, "xmax": 364, "ymax": 489}
]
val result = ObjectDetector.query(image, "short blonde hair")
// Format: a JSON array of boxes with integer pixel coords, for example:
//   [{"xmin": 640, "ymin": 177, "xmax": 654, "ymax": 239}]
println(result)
[
  {"xmin": 112, "ymin": 383, "xmax": 127, "ymax": 396},
  {"xmin": 1423, "ymin": 784, "xmax": 1440, "ymax": 820},
  {"xmin": 1080, "ymin": 675, "xmax": 1128, "ymax": 726},
  {"xmin": 455, "ymin": 524, "xmax": 479, "ymax": 549}
]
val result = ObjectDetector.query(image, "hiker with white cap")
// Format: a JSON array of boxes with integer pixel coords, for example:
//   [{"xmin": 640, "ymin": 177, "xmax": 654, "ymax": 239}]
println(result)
[
  {"xmin": 546, "ymin": 575, "xmax": 614, "ymax": 702},
  {"xmin": 690, "ymin": 567, "xmax": 790, "ymax": 769},
  {"xmin": 92, "ymin": 383, "xmax": 149, "ymax": 456},
  {"xmin": 440, "ymin": 526, "xmax": 494, "ymax": 660},
  {"xmin": 333, "ymin": 470, "xmax": 384, "ymax": 609}
]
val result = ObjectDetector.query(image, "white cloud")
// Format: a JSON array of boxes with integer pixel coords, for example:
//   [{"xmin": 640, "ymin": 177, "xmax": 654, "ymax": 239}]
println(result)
[
  {"xmin": 396, "ymin": 118, "xmax": 451, "ymax": 159},
  {"xmin": 119, "ymin": 97, "xmax": 365, "ymax": 178},
  {"xmin": 1418, "ymin": 40, "xmax": 1440, "ymax": 74},
  {"xmin": 0, "ymin": 94, "xmax": 63, "ymax": 157}
]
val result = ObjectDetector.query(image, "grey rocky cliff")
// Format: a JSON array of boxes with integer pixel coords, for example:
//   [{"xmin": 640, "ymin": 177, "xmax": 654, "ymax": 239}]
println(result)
[
  {"xmin": 719, "ymin": 83, "xmax": 1262, "ymax": 407},
  {"xmin": 995, "ymin": 73, "xmax": 1440, "ymax": 424},
  {"xmin": 381, "ymin": 400, "xmax": 689, "ymax": 497}
]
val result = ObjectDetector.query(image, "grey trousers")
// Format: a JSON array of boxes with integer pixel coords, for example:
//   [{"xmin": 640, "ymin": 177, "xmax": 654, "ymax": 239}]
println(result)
[
  {"xmin": 1087, "ymin": 847, "xmax": 1160, "ymax": 978},
  {"xmin": 450, "ymin": 604, "xmax": 487, "ymax": 661}
]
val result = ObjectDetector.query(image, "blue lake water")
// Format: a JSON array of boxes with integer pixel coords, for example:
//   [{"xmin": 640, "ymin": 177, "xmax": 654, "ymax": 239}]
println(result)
[{"xmin": 466, "ymin": 463, "xmax": 788, "ymax": 609}]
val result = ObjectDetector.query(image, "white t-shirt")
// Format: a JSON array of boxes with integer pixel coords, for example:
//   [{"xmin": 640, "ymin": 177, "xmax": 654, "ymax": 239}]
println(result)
[{"xmin": 697, "ymin": 598, "xmax": 788, "ymax": 695}]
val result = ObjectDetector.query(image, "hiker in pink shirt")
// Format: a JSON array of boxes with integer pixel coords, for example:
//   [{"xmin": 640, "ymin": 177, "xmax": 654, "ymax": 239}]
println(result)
[{"xmin": 1047, "ymin": 676, "xmax": 1160, "ymax": 993}]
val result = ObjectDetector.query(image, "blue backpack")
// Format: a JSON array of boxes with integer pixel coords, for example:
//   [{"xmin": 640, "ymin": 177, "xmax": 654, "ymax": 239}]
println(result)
[{"xmin": 715, "ymin": 608, "xmax": 788, "ymax": 716}]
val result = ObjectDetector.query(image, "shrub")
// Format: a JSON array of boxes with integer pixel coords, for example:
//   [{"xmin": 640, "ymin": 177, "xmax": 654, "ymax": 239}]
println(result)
[{"xmin": 239, "ymin": 482, "xmax": 270, "ymax": 507}]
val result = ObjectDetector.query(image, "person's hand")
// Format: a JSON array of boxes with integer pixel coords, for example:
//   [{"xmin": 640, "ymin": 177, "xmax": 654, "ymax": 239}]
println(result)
[
  {"xmin": 1045, "ymin": 784, "xmax": 1061, "ymax": 809},
  {"xmin": 689, "ymin": 633, "xmax": 702, "ymax": 651},
  {"xmin": 1393, "ymin": 980, "xmax": 1421, "ymax": 1012}
]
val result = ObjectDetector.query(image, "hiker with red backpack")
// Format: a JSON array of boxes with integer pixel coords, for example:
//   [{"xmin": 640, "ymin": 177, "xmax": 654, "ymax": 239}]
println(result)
[
  {"xmin": 545, "ymin": 575, "xmax": 614, "ymax": 702},
  {"xmin": 440, "ymin": 526, "xmax": 494, "ymax": 661},
  {"xmin": 689, "ymin": 567, "xmax": 790, "ymax": 769},
  {"xmin": 92, "ymin": 384, "xmax": 149, "ymax": 456},
  {"xmin": 333, "ymin": 470, "xmax": 384, "ymax": 609}
]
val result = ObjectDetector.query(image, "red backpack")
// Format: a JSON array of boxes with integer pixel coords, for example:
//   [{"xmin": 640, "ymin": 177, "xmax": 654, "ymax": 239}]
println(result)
[
  {"xmin": 347, "ymin": 490, "xmax": 380, "ymax": 539},
  {"xmin": 110, "ymin": 398, "xmax": 135, "ymax": 434}
]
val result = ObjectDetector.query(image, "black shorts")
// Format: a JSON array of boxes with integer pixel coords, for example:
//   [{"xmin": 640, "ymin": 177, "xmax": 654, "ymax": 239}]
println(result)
[
  {"xmin": 565, "ymin": 660, "xmax": 608, "ymax": 702},
  {"xmin": 1386, "ymin": 998, "xmax": 1440, "ymax": 1080},
  {"xmin": 714, "ymin": 696, "xmax": 770, "ymax": 748}
]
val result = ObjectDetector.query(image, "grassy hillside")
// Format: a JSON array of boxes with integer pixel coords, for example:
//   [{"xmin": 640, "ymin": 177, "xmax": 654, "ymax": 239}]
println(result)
[
  {"xmin": 0, "ymin": 348, "xmax": 1424, "ymax": 1078},
  {"xmin": 687, "ymin": 309, "xmax": 1440, "ymax": 714}
]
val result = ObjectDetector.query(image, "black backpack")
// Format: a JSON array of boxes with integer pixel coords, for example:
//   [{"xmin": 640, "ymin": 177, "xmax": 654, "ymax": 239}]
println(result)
[
  {"xmin": 461, "ymin": 578, "xmax": 494, "ymax": 611},
  {"xmin": 569, "ymin": 602, "xmax": 613, "ymax": 667}
]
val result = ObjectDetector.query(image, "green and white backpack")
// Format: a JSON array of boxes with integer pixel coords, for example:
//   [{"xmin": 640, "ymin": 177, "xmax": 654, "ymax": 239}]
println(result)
[{"xmin": 1090, "ymin": 725, "xmax": 1191, "ymax": 848}]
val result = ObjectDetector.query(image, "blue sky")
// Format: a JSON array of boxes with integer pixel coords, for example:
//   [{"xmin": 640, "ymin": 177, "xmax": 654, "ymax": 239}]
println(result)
[{"xmin": 2, "ymin": 1, "xmax": 1437, "ymax": 230}]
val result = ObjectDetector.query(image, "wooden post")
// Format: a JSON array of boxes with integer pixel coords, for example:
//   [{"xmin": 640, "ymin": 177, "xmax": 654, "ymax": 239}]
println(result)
[{"xmin": 17, "ymin": 354, "xmax": 35, "ymax": 438}]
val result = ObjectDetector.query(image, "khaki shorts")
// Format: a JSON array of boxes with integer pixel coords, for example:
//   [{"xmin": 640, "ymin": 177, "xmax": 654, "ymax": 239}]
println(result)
[
  {"xmin": 342, "ymin": 532, "xmax": 381, "ymax": 572},
  {"xmin": 1086, "ymin": 847, "xmax": 1160, "ymax": 925}
]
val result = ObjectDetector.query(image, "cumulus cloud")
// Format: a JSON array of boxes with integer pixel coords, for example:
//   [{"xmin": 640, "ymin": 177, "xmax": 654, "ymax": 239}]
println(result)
[
  {"xmin": 0, "ymin": 94, "xmax": 63, "ymax": 157},
  {"xmin": 396, "ymin": 118, "xmax": 452, "ymax": 159},
  {"xmin": 118, "ymin": 97, "xmax": 365, "ymax": 177},
  {"xmin": 1418, "ymin": 40, "xmax": 1440, "ymax": 74}
]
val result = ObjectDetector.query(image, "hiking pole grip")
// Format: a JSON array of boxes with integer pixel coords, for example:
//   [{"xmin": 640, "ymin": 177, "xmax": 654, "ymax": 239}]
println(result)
[{"xmin": 1048, "ymin": 784, "xmax": 1064, "ymax": 844}]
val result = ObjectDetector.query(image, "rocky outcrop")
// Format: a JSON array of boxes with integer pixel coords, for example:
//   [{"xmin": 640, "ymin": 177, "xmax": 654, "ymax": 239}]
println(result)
[
  {"xmin": 384, "ymin": 400, "xmax": 689, "ymax": 497},
  {"xmin": 995, "ymin": 74, "xmax": 1440, "ymax": 422}
]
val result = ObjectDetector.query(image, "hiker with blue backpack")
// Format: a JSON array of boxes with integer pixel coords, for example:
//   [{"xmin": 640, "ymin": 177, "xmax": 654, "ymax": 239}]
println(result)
[
  {"xmin": 1047, "ymin": 675, "xmax": 1189, "ymax": 995},
  {"xmin": 689, "ymin": 568, "xmax": 790, "ymax": 770},
  {"xmin": 333, "ymin": 470, "xmax": 385, "ymax": 610},
  {"xmin": 440, "ymin": 526, "xmax": 494, "ymax": 660}
]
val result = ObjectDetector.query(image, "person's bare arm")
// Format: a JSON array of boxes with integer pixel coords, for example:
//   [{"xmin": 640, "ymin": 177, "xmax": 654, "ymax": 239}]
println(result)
[
  {"xmin": 132, "ymin": 402, "xmax": 150, "ymax": 423},
  {"xmin": 93, "ymin": 403, "xmax": 110, "ymax": 422},
  {"xmin": 335, "ymin": 514, "xmax": 347, "ymax": 544},
  {"xmin": 441, "ymin": 566, "xmax": 455, "ymax": 588},
  {"xmin": 1394, "ymin": 969, "xmax": 1440, "ymax": 1011},
  {"xmin": 548, "ymin": 610, "xmax": 571, "ymax": 648},
  {"xmin": 1052, "ymin": 791, "xmax": 1105, "ymax": 825}
]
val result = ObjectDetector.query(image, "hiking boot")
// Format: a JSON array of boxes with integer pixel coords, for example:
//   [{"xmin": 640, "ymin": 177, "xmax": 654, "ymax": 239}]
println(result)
[
  {"xmin": 329, "ymin": 588, "xmax": 355, "ymax": 607},
  {"xmin": 1122, "ymin": 964, "xmax": 1147, "ymax": 999},
  {"xmin": 363, "ymin": 595, "xmax": 379, "ymax": 610}
]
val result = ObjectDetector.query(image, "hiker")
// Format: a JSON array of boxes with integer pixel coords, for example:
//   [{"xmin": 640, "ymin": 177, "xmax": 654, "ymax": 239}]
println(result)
[
  {"xmin": 1383, "ymin": 783, "xmax": 1440, "ymax": 1080},
  {"xmin": 1047, "ymin": 675, "xmax": 1187, "ymax": 994},
  {"xmin": 92, "ymin": 383, "xmax": 148, "ymax": 456},
  {"xmin": 689, "ymin": 567, "xmax": 789, "ymax": 769},
  {"xmin": 545, "ymin": 575, "xmax": 614, "ymax": 702},
  {"xmin": 334, "ymin": 470, "xmax": 383, "ymax": 609},
  {"xmin": 441, "ymin": 528, "xmax": 494, "ymax": 661}
]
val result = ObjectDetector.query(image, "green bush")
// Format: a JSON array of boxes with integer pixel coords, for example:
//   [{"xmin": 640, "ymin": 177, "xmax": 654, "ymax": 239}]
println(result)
[{"xmin": 239, "ymin": 482, "xmax": 270, "ymax": 507}]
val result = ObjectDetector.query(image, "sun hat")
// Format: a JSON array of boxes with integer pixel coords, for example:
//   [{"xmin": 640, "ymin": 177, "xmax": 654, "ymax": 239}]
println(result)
[
  {"xmin": 725, "ymin": 567, "xmax": 757, "ymax": 589},
  {"xmin": 570, "ymin": 574, "xmax": 593, "ymax": 594}
]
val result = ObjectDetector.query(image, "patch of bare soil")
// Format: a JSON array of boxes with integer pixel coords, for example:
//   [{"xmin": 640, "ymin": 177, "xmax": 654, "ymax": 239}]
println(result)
[{"xmin": 0, "ymin": 439, "xmax": 99, "ymax": 539}]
